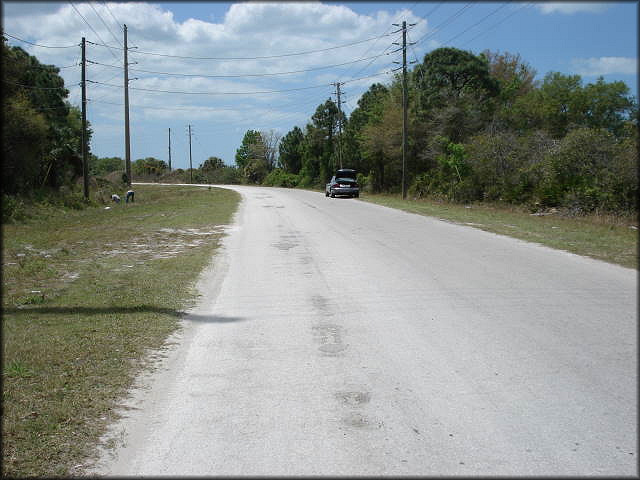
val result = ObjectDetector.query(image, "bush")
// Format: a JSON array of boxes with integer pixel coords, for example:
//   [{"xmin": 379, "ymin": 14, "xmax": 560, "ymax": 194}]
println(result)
[
  {"xmin": 534, "ymin": 127, "xmax": 633, "ymax": 213},
  {"xmin": 262, "ymin": 169, "xmax": 300, "ymax": 187},
  {"xmin": 356, "ymin": 172, "xmax": 372, "ymax": 193},
  {"xmin": 408, "ymin": 173, "xmax": 430, "ymax": 198},
  {"xmin": 205, "ymin": 166, "xmax": 242, "ymax": 184},
  {"xmin": 2, "ymin": 194, "xmax": 28, "ymax": 223}
]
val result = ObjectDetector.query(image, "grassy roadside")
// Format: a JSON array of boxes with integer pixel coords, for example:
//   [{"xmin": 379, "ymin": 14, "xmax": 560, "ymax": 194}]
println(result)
[
  {"xmin": 358, "ymin": 193, "xmax": 638, "ymax": 269},
  {"xmin": 2, "ymin": 185, "xmax": 240, "ymax": 477}
]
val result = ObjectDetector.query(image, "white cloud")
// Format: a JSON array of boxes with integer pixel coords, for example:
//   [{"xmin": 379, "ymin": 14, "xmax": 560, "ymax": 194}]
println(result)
[
  {"xmin": 571, "ymin": 57, "xmax": 637, "ymax": 76},
  {"xmin": 2, "ymin": 1, "xmax": 429, "ymax": 161},
  {"xmin": 535, "ymin": 3, "xmax": 609, "ymax": 15}
]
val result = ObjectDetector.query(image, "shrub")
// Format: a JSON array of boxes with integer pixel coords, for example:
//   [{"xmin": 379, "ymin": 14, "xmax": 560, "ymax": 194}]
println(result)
[
  {"xmin": 356, "ymin": 172, "xmax": 372, "ymax": 193},
  {"xmin": 408, "ymin": 173, "xmax": 430, "ymax": 198},
  {"xmin": 262, "ymin": 169, "xmax": 300, "ymax": 187},
  {"xmin": 2, "ymin": 194, "xmax": 28, "ymax": 223},
  {"xmin": 535, "ymin": 127, "xmax": 631, "ymax": 213}
]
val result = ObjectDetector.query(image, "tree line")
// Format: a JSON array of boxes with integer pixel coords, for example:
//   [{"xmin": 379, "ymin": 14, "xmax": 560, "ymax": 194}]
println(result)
[
  {"xmin": 235, "ymin": 47, "xmax": 638, "ymax": 213},
  {"xmin": 2, "ymin": 37, "xmax": 88, "ymax": 196},
  {"xmin": 4, "ymin": 37, "xmax": 636, "ymax": 216}
]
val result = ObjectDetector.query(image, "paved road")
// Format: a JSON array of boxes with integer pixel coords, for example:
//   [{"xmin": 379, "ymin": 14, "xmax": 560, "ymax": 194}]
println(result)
[{"xmin": 90, "ymin": 185, "xmax": 637, "ymax": 476}]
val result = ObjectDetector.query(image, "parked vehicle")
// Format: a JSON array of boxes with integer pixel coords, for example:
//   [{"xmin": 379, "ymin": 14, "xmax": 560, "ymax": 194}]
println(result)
[{"xmin": 325, "ymin": 169, "xmax": 359, "ymax": 198}]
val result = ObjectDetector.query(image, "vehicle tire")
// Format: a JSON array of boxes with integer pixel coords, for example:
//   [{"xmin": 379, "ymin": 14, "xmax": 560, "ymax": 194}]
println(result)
[
  {"xmin": 330, "ymin": 190, "xmax": 335, "ymax": 198},
  {"xmin": 325, "ymin": 190, "xmax": 329, "ymax": 197}
]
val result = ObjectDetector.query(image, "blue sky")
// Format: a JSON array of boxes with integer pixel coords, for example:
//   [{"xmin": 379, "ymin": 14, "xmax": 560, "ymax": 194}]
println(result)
[{"xmin": 3, "ymin": 2, "xmax": 637, "ymax": 169}]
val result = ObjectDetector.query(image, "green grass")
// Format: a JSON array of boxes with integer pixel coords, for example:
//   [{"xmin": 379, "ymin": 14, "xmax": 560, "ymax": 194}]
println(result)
[
  {"xmin": 2, "ymin": 185, "xmax": 240, "ymax": 477},
  {"xmin": 359, "ymin": 193, "xmax": 638, "ymax": 269}
]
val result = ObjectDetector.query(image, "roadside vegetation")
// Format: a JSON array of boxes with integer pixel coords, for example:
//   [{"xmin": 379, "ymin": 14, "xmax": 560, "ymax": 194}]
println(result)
[
  {"xmin": 210, "ymin": 46, "xmax": 638, "ymax": 269},
  {"xmin": 225, "ymin": 47, "xmax": 637, "ymax": 219},
  {"xmin": 2, "ymin": 185, "xmax": 240, "ymax": 477},
  {"xmin": 85, "ymin": 49, "xmax": 638, "ymax": 225},
  {"xmin": 360, "ymin": 194, "xmax": 637, "ymax": 269}
]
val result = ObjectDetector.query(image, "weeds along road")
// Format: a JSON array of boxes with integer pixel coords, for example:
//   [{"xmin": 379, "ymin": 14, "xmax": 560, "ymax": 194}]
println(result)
[{"xmin": 90, "ymin": 185, "xmax": 636, "ymax": 476}]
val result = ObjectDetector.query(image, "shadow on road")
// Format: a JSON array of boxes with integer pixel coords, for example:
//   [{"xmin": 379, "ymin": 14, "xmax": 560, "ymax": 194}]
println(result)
[
  {"xmin": 3, "ymin": 306, "xmax": 247, "ymax": 324},
  {"xmin": 184, "ymin": 313, "xmax": 247, "ymax": 324}
]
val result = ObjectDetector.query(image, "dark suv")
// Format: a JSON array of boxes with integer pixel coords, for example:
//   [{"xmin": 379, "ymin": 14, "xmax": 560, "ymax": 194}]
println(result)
[{"xmin": 325, "ymin": 169, "xmax": 359, "ymax": 198}]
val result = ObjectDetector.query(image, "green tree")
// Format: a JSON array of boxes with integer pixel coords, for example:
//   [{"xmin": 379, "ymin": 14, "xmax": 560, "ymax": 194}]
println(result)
[
  {"xmin": 299, "ymin": 99, "xmax": 345, "ymax": 186},
  {"xmin": 235, "ymin": 129, "xmax": 271, "ymax": 183},
  {"xmin": 89, "ymin": 156, "xmax": 125, "ymax": 176},
  {"xmin": 2, "ymin": 93, "xmax": 50, "ymax": 193},
  {"xmin": 484, "ymin": 50, "xmax": 537, "ymax": 103},
  {"xmin": 200, "ymin": 156, "xmax": 224, "ymax": 171},
  {"xmin": 235, "ymin": 129, "xmax": 263, "ymax": 170},
  {"xmin": 361, "ymin": 90, "xmax": 403, "ymax": 192},
  {"xmin": 343, "ymin": 83, "xmax": 389, "ymax": 175},
  {"xmin": 278, "ymin": 126, "xmax": 304, "ymax": 174},
  {"xmin": 132, "ymin": 157, "xmax": 168, "ymax": 176},
  {"xmin": 413, "ymin": 47, "xmax": 499, "ymax": 144},
  {"xmin": 536, "ymin": 127, "xmax": 623, "ymax": 211},
  {"xmin": 582, "ymin": 77, "xmax": 635, "ymax": 136},
  {"xmin": 414, "ymin": 47, "xmax": 499, "ymax": 107},
  {"xmin": 2, "ymin": 37, "xmax": 88, "ymax": 193},
  {"xmin": 536, "ymin": 72, "xmax": 585, "ymax": 138}
]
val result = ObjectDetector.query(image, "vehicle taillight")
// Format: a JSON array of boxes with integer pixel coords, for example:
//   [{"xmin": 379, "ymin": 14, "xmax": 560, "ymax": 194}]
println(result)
[{"xmin": 332, "ymin": 183, "xmax": 339, "ymax": 188}]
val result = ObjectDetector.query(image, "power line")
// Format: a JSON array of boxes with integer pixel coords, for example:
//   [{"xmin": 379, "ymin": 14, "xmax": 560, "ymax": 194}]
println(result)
[
  {"xmin": 342, "ymin": 4, "xmax": 440, "ymax": 84},
  {"xmin": 338, "ymin": 1, "xmax": 421, "ymax": 82},
  {"xmin": 89, "ymin": 92, "xmax": 326, "ymax": 113},
  {"xmin": 87, "ymin": 59, "xmax": 123, "ymax": 83},
  {"xmin": 440, "ymin": 1, "xmax": 511, "ymax": 46},
  {"xmin": 345, "ymin": 31, "xmax": 403, "ymax": 82},
  {"xmin": 460, "ymin": 2, "xmax": 534, "ymax": 47},
  {"xmin": 343, "ymin": 68, "xmax": 395, "ymax": 84},
  {"xmin": 414, "ymin": 2, "xmax": 474, "ymax": 47},
  {"xmin": 86, "ymin": 68, "xmax": 394, "ymax": 96},
  {"xmin": 89, "ymin": 90, "xmax": 356, "ymax": 140},
  {"xmin": 101, "ymin": 1, "xmax": 125, "ymax": 33},
  {"xmin": 68, "ymin": 1, "xmax": 119, "ymax": 61},
  {"xmin": 86, "ymin": 52, "xmax": 392, "ymax": 79},
  {"xmin": 87, "ymin": 31, "xmax": 396, "ymax": 60},
  {"xmin": 86, "ymin": 69, "xmax": 123, "ymax": 102},
  {"xmin": 87, "ymin": 79, "xmax": 330, "ymax": 95},
  {"xmin": 2, "ymin": 32, "xmax": 78, "ymax": 48},
  {"xmin": 89, "ymin": 83, "xmax": 335, "ymax": 116},
  {"xmin": 88, "ymin": 2, "xmax": 123, "ymax": 48},
  {"xmin": 416, "ymin": 2, "xmax": 445, "ymax": 22}
]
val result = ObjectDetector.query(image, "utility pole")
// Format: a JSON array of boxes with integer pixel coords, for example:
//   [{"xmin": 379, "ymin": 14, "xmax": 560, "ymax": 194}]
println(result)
[
  {"xmin": 188, "ymin": 124, "xmax": 193, "ymax": 183},
  {"xmin": 401, "ymin": 21, "xmax": 407, "ymax": 200},
  {"xmin": 81, "ymin": 37, "xmax": 89, "ymax": 199},
  {"xmin": 392, "ymin": 21, "xmax": 416, "ymax": 200},
  {"xmin": 123, "ymin": 24, "xmax": 131, "ymax": 186},
  {"xmin": 332, "ymin": 81, "xmax": 345, "ymax": 170},
  {"xmin": 168, "ymin": 127, "xmax": 172, "ymax": 171}
]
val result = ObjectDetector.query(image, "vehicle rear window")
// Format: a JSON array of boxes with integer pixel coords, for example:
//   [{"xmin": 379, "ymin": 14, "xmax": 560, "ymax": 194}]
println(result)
[{"xmin": 336, "ymin": 177, "xmax": 356, "ymax": 182}]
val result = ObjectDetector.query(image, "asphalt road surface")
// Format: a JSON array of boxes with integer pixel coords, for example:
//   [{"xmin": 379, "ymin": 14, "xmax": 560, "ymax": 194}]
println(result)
[{"xmin": 89, "ymin": 185, "xmax": 637, "ymax": 476}]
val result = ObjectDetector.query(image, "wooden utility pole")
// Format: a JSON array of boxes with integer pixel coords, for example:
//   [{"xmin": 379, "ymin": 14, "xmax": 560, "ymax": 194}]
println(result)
[
  {"xmin": 188, "ymin": 124, "xmax": 193, "ymax": 183},
  {"xmin": 81, "ymin": 37, "xmax": 89, "ymax": 199},
  {"xmin": 332, "ymin": 81, "xmax": 345, "ymax": 170},
  {"xmin": 401, "ymin": 21, "xmax": 407, "ymax": 200},
  {"xmin": 168, "ymin": 127, "xmax": 172, "ymax": 171},
  {"xmin": 392, "ymin": 21, "xmax": 415, "ymax": 200},
  {"xmin": 123, "ymin": 24, "xmax": 131, "ymax": 186}
]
